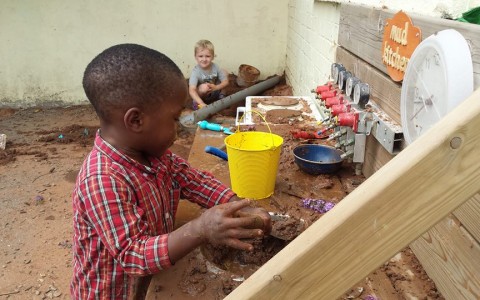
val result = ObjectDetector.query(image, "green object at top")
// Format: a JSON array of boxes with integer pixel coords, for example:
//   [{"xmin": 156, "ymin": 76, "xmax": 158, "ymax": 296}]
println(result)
[{"xmin": 456, "ymin": 6, "xmax": 480, "ymax": 24}]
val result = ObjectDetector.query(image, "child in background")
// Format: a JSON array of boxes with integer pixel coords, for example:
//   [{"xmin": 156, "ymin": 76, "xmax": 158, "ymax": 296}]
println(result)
[
  {"xmin": 72, "ymin": 43, "xmax": 270, "ymax": 299},
  {"xmin": 189, "ymin": 39, "xmax": 229, "ymax": 110}
]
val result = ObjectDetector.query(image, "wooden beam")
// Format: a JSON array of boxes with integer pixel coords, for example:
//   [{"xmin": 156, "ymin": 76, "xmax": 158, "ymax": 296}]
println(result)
[
  {"xmin": 410, "ymin": 215, "xmax": 480, "ymax": 299},
  {"xmin": 338, "ymin": 4, "xmax": 480, "ymax": 89},
  {"xmin": 226, "ymin": 88, "xmax": 480, "ymax": 299},
  {"xmin": 453, "ymin": 193, "xmax": 480, "ymax": 243}
]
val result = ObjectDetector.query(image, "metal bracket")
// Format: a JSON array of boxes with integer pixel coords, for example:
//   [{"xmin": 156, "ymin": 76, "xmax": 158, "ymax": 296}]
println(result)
[
  {"xmin": 353, "ymin": 133, "xmax": 366, "ymax": 163},
  {"xmin": 370, "ymin": 108, "xmax": 403, "ymax": 155},
  {"xmin": 356, "ymin": 110, "xmax": 373, "ymax": 135}
]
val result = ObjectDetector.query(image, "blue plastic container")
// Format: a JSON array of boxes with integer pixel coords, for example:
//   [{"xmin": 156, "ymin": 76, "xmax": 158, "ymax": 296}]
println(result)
[{"xmin": 293, "ymin": 144, "xmax": 344, "ymax": 175}]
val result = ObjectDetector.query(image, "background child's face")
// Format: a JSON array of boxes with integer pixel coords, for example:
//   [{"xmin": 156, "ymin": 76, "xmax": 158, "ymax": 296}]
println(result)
[{"xmin": 195, "ymin": 48, "xmax": 214, "ymax": 70}]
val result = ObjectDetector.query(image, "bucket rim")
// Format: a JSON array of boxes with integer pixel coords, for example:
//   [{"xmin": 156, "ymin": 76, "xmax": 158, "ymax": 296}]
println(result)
[
  {"xmin": 224, "ymin": 131, "xmax": 284, "ymax": 151},
  {"xmin": 228, "ymin": 110, "xmax": 284, "ymax": 150}
]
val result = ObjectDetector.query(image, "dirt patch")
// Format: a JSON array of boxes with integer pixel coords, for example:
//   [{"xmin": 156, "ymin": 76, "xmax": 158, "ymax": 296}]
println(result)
[
  {"xmin": 265, "ymin": 109, "xmax": 302, "ymax": 123},
  {"xmin": 202, "ymin": 236, "xmax": 285, "ymax": 271},
  {"xmin": 259, "ymin": 97, "xmax": 299, "ymax": 106},
  {"xmin": 0, "ymin": 108, "xmax": 17, "ymax": 118},
  {"xmin": 36, "ymin": 124, "xmax": 98, "ymax": 146},
  {"xmin": 262, "ymin": 83, "xmax": 293, "ymax": 97},
  {"xmin": 0, "ymin": 147, "xmax": 48, "ymax": 166},
  {"xmin": 0, "ymin": 124, "xmax": 98, "ymax": 166}
]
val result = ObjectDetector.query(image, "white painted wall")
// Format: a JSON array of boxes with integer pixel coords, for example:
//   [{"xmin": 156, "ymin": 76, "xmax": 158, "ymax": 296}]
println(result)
[
  {"xmin": 0, "ymin": 0, "xmax": 288, "ymax": 107},
  {"xmin": 286, "ymin": 0, "xmax": 479, "ymax": 96},
  {"xmin": 286, "ymin": 1, "xmax": 341, "ymax": 97},
  {"xmin": 2, "ymin": 0, "xmax": 478, "ymax": 106}
]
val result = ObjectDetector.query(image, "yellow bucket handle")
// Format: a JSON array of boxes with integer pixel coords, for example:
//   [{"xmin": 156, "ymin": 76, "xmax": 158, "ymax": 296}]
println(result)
[{"xmin": 236, "ymin": 110, "xmax": 278, "ymax": 149}]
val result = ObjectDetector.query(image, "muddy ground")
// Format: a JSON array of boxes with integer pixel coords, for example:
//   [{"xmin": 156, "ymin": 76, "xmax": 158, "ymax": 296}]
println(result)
[{"xmin": 0, "ymin": 81, "xmax": 443, "ymax": 299}]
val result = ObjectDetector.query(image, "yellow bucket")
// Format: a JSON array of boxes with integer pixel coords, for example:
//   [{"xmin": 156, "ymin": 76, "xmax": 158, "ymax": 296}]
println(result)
[{"xmin": 224, "ymin": 112, "xmax": 283, "ymax": 199}]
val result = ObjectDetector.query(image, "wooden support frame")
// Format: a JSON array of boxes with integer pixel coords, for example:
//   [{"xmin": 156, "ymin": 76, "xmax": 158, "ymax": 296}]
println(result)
[{"xmin": 226, "ymin": 88, "xmax": 480, "ymax": 299}]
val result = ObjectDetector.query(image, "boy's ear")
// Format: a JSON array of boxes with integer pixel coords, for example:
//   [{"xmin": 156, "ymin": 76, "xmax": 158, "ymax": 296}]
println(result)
[{"xmin": 124, "ymin": 107, "xmax": 144, "ymax": 132}]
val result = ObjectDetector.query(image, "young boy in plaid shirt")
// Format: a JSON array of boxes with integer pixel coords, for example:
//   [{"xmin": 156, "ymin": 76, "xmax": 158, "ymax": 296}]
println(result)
[{"xmin": 71, "ymin": 44, "xmax": 270, "ymax": 299}]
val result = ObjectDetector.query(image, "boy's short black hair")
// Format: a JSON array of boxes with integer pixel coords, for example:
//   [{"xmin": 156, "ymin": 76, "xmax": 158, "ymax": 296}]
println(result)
[{"xmin": 83, "ymin": 43, "xmax": 184, "ymax": 120}]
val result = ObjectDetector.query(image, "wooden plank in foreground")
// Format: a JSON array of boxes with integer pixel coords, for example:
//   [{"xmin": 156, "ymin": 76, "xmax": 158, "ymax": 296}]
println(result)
[{"xmin": 226, "ymin": 88, "xmax": 480, "ymax": 299}]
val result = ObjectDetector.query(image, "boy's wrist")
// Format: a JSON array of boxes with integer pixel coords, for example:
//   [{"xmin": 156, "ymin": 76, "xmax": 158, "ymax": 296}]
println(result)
[
  {"xmin": 228, "ymin": 195, "xmax": 242, "ymax": 202},
  {"xmin": 190, "ymin": 217, "xmax": 206, "ymax": 243}
]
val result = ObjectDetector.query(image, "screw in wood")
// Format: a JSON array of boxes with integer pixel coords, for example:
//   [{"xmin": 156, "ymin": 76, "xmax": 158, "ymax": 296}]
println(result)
[{"xmin": 449, "ymin": 137, "xmax": 462, "ymax": 149}]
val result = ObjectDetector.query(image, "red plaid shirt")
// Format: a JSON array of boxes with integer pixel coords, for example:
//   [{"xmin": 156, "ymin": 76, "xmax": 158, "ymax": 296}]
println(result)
[{"xmin": 71, "ymin": 133, "xmax": 234, "ymax": 299}]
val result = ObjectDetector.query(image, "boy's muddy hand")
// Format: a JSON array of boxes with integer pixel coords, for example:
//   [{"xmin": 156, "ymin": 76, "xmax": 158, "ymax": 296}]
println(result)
[
  {"xmin": 229, "ymin": 195, "xmax": 272, "ymax": 235},
  {"xmin": 198, "ymin": 199, "xmax": 265, "ymax": 251},
  {"xmin": 234, "ymin": 205, "xmax": 272, "ymax": 235}
]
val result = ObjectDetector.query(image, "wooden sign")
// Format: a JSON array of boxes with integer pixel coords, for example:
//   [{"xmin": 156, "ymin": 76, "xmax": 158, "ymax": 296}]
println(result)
[{"xmin": 382, "ymin": 11, "xmax": 421, "ymax": 82}]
